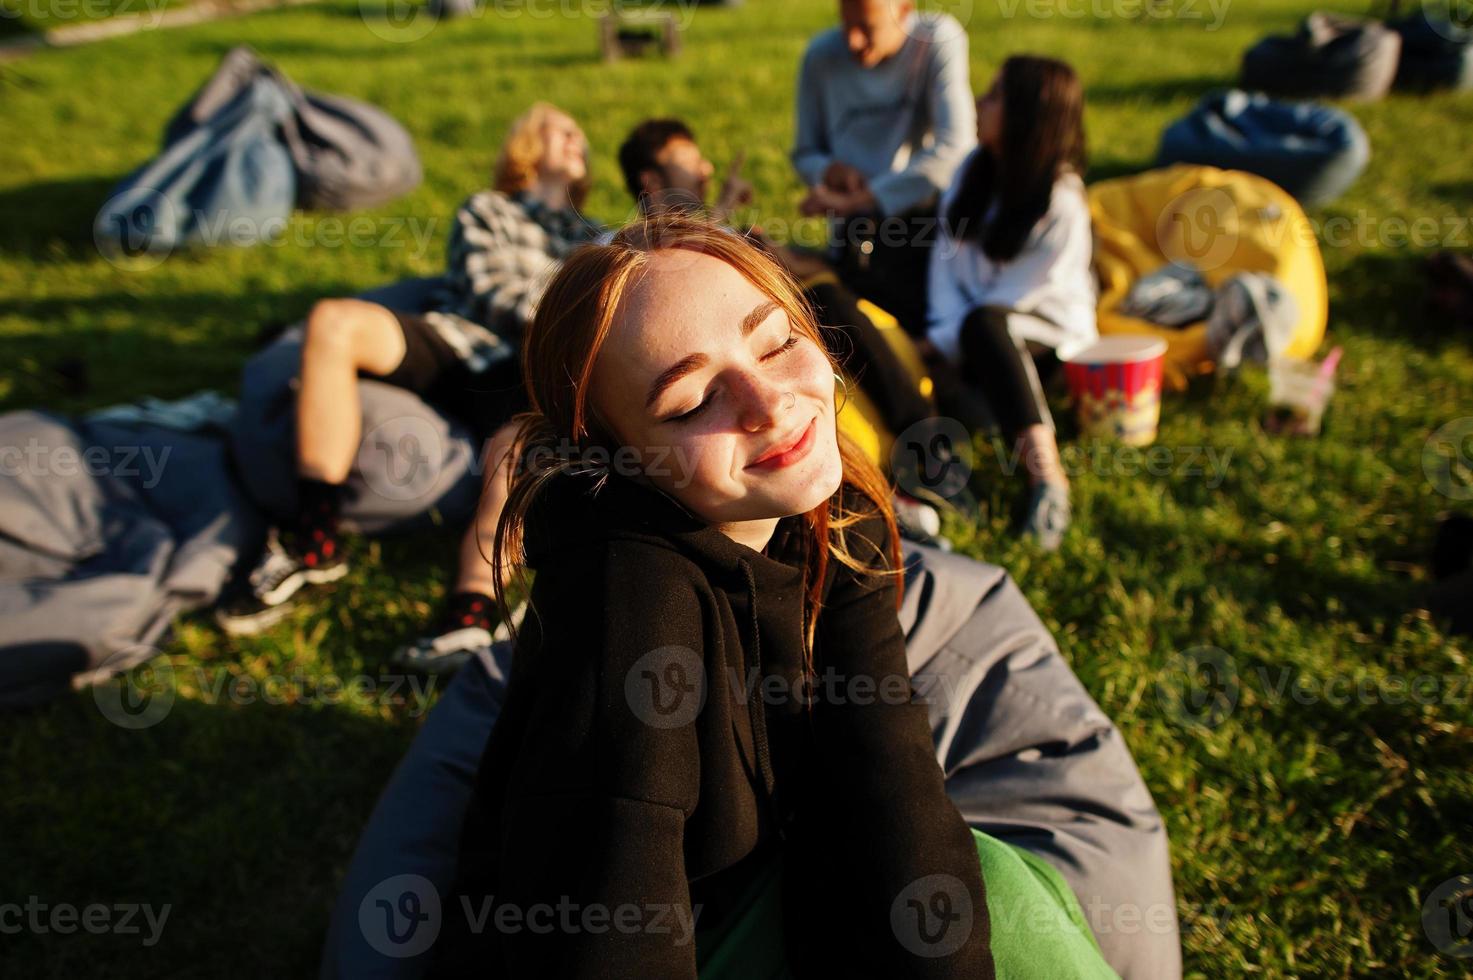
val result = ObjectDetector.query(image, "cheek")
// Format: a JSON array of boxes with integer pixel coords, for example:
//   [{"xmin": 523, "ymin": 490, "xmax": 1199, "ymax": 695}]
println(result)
[{"xmin": 790, "ymin": 341, "xmax": 836, "ymax": 399}]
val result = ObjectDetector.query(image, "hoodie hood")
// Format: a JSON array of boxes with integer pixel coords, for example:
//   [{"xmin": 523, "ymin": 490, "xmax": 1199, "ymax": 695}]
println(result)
[{"xmin": 523, "ymin": 468, "xmax": 813, "ymax": 840}]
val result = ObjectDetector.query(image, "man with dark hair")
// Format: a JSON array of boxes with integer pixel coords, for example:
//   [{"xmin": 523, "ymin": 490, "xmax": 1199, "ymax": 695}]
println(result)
[
  {"xmin": 618, "ymin": 118, "xmax": 752, "ymax": 219},
  {"xmin": 617, "ymin": 118, "xmax": 935, "ymax": 443}
]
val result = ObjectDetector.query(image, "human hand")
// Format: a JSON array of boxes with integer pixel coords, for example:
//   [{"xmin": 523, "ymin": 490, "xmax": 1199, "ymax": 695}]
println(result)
[
  {"xmin": 799, "ymin": 183, "xmax": 877, "ymax": 218},
  {"xmin": 822, "ymin": 161, "xmax": 868, "ymax": 195}
]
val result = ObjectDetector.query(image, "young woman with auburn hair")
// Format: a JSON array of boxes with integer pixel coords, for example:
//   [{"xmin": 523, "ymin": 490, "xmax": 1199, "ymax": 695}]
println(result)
[{"xmin": 428, "ymin": 215, "xmax": 1116, "ymax": 978}]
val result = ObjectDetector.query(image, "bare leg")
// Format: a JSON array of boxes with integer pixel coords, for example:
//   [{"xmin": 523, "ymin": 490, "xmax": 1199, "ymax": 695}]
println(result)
[
  {"xmin": 453, "ymin": 421, "xmax": 522, "ymax": 596},
  {"xmin": 296, "ymin": 299, "xmax": 408, "ymax": 484}
]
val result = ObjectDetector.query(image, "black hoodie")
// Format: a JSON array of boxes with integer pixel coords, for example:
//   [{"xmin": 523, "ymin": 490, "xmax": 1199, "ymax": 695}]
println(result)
[{"xmin": 433, "ymin": 469, "xmax": 994, "ymax": 978}]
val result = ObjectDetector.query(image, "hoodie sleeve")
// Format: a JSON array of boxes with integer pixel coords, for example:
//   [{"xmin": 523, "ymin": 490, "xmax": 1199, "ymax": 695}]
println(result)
[
  {"xmin": 492, "ymin": 543, "xmax": 709, "ymax": 978},
  {"xmin": 805, "ymin": 509, "xmax": 995, "ymax": 978}
]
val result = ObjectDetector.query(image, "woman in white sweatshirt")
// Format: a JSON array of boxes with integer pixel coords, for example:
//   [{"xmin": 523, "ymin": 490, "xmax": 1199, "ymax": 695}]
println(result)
[{"xmin": 926, "ymin": 56, "xmax": 1096, "ymax": 551}]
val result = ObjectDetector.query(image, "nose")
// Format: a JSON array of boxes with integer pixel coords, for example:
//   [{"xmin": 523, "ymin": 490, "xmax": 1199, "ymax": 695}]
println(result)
[{"xmin": 734, "ymin": 372, "xmax": 794, "ymax": 433}]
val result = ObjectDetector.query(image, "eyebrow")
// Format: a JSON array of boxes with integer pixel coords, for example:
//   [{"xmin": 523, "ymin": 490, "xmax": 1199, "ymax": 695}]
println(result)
[{"xmin": 643, "ymin": 300, "xmax": 781, "ymax": 410}]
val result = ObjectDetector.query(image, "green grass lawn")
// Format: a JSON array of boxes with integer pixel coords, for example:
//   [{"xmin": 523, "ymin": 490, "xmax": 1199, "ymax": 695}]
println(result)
[{"xmin": 1, "ymin": 0, "xmax": 1470, "ymax": 976}]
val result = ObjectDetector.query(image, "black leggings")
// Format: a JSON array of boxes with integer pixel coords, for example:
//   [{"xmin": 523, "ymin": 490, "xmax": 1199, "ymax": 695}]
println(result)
[
  {"xmin": 957, "ymin": 306, "xmax": 1060, "ymax": 442},
  {"xmin": 806, "ymin": 280, "xmax": 934, "ymax": 435}
]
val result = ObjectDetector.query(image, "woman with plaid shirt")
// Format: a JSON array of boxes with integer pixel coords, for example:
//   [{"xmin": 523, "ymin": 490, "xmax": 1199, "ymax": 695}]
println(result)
[{"xmin": 217, "ymin": 102, "xmax": 602, "ymax": 637}]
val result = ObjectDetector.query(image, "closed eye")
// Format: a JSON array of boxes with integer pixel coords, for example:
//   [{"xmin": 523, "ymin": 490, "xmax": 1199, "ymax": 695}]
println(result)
[
  {"xmin": 765, "ymin": 333, "xmax": 800, "ymax": 360},
  {"xmin": 665, "ymin": 333, "xmax": 798, "ymax": 424},
  {"xmin": 667, "ymin": 398, "xmax": 710, "ymax": 424}
]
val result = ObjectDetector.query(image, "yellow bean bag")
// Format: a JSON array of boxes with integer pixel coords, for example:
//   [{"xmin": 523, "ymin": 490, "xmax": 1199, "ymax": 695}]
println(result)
[
  {"xmin": 1088, "ymin": 164, "xmax": 1328, "ymax": 389},
  {"xmin": 834, "ymin": 298, "xmax": 934, "ymax": 468}
]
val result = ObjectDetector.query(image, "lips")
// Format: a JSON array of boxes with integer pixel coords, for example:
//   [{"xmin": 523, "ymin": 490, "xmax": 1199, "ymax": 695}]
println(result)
[{"xmin": 748, "ymin": 417, "xmax": 817, "ymax": 470}]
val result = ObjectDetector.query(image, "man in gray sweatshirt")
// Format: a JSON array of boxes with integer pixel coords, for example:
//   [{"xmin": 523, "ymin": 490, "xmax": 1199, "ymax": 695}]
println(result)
[{"xmin": 791, "ymin": 0, "xmax": 976, "ymax": 335}]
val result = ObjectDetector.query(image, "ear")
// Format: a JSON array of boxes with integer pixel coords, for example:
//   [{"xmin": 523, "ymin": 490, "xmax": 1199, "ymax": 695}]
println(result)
[{"xmin": 639, "ymin": 168, "xmax": 663, "ymax": 196}]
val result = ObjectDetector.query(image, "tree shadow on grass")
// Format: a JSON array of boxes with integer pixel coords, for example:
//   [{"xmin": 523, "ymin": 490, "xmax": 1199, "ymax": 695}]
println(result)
[
  {"xmin": 0, "ymin": 687, "xmax": 423, "ymax": 976},
  {"xmin": 1325, "ymin": 249, "xmax": 1465, "ymax": 355},
  {"xmin": 1085, "ymin": 75, "xmax": 1227, "ymax": 108},
  {"xmin": 1090, "ymin": 498, "xmax": 1422, "ymax": 634},
  {"xmin": 0, "ymin": 284, "xmax": 356, "ymax": 412},
  {"xmin": 0, "ymin": 174, "xmax": 123, "ymax": 262}
]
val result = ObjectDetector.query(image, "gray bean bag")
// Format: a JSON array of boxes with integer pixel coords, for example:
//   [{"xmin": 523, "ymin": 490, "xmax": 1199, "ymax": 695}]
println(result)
[
  {"xmin": 167, "ymin": 46, "xmax": 423, "ymax": 214},
  {"xmin": 320, "ymin": 544, "xmax": 1181, "ymax": 979},
  {"xmin": 1392, "ymin": 10, "xmax": 1473, "ymax": 92},
  {"xmin": 230, "ymin": 277, "xmax": 482, "ymax": 536},
  {"xmin": 1241, "ymin": 12, "xmax": 1402, "ymax": 101},
  {"xmin": 0, "ymin": 405, "xmax": 264, "ymax": 707},
  {"xmin": 1157, "ymin": 89, "xmax": 1370, "ymax": 206}
]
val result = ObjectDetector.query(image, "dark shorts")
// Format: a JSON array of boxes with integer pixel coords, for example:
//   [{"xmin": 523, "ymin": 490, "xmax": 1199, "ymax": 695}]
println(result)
[{"xmin": 371, "ymin": 311, "xmax": 527, "ymax": 442}]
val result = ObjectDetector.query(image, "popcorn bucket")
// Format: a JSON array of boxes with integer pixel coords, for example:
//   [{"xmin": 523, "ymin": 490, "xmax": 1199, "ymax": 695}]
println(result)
[{"xmin": 1060, "ymin": 337, "xmax": 1168, "ymax": 446}]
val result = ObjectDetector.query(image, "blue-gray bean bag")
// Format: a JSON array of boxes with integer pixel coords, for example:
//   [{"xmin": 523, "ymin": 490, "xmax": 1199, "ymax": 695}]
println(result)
[
  {"xmin": 0, "ymin": 403, "xmax": 264, "ymax": 707},
  {"xmin": 1391, "ymin": 10, "xmax": 1473, "ymax": 92},
  {"xmin": 1241, "ymin": 12, "xmax": 1402, "ymax": 101},
  {"xmin": 229, "ymin": 277, "xmax": 482, "ymax": 536},
  {"xmin": 1156, "ymin": 89, "xmax": 1370, "ymax": 206}
]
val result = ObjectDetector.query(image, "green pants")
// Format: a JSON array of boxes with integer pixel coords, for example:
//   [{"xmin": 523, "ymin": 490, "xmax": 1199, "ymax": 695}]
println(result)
[{"xmin": 694, "ymin": 830, "xmax": 1119, "ymax": 979}]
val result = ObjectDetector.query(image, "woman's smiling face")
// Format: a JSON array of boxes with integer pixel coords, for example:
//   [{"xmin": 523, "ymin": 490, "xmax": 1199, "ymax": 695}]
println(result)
[{"xmin": 589, "ymin": 249, "xmax": 844, "ymax": 527}]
